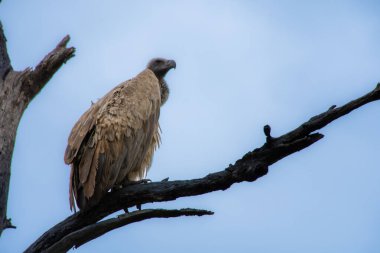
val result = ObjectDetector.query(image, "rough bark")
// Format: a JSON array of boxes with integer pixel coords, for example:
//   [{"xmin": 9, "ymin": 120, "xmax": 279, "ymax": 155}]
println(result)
[
  {"xmin": 25, "ymin": 83, "xmax": 380, "ymax": 253},
  {"xmin": 0, "ymin": 21, "xmax": 75, "ymax": 236}
]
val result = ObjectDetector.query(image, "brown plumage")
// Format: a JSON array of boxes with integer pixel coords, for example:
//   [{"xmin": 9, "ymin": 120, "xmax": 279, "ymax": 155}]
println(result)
[{"xmin": 64, "ymin": 58, "xmax": 176, "ymax": 210}]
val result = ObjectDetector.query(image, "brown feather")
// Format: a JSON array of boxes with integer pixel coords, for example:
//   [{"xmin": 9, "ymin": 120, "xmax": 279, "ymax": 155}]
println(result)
[
  {"xmin": 66, "ymin": 55, "xmax": 178, "ymax": 210},
  {"xmin": 78, "ymin": 140, "xmax": 96, "ymax": 184},
  {"xmin": 69, "ymin": 166, "xmax": 76, "ymax": 211},
  {"xmin": 83, "ymin": 142, "xmax": 97, "ymax": 198},
  {"xmin": 65, "ymin": 68, "xmax": 165, "ymax": 210},
  {"xmin": 64, "ymin": 103, "xmax": 101, "ymax": 164}
]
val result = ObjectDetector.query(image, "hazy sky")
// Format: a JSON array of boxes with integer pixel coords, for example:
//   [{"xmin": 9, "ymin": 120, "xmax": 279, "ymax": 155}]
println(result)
[{"xmin": 1, "ymin": 1, "xmax": 380, "ymax": 252}]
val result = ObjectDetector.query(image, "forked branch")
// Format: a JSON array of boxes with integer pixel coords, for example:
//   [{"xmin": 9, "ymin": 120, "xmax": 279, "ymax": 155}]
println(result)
[
  {"xmin": 26, "ymin": 83, "xmax": 380, "ymax": 252},
  {"xmin": 0, "ymin": 20, "xmax": 75, "ymax": 236}
]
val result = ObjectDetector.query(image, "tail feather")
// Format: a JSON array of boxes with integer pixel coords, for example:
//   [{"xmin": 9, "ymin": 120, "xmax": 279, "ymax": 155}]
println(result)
[
  {"xmin": 69, "ymin": 166, "xmax": 76, "ymax": 212},
  {"xmin": 69, "ymin": 164, "xmax": 89, "ymax": 211}
]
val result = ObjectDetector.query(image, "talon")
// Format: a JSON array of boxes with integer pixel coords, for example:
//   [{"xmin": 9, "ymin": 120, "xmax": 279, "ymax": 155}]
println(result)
[
  {"xmin": 161, "ymin": 177, "xmax": 169, "ymax": 182},
  {"xmin": 141, "ymin": 179, "xmax": 151, "ymax": 184},
  {"xmin": 122, "ymin": 179, "xmax": 151, "ymax": 187},
  {"xmin": 111, "ymin": 185, "xmax": 123, "ymax": 192},
  {"xmin": 136, "ymin": 204, "xmax": 142, "ymax": 210}
]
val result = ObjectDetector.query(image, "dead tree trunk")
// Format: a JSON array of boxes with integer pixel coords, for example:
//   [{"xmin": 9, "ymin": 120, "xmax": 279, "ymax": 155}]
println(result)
[{"xmin": 0, "ymin": 22, "xmax": 75, "ymax": 236}]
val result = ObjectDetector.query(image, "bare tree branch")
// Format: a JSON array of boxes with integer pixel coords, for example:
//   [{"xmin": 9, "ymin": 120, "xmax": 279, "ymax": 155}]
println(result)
[
  {"xmin": 45, "ymin": 208, "xmax": 213, "ymax": 253},
  {"xmin": 26, "ymin": 83, "xmax": 380, "ymax": 252},
  {"xmin": 280, "ymin": 83, "xmax": 380, "ymax": 143},
  {"xmin": 0, "ymin": 22, "xmax": 75, "ymax": 235},
  {"xmin": 21, "ymin": 35, "xmax": 75, "ymax": 100}
]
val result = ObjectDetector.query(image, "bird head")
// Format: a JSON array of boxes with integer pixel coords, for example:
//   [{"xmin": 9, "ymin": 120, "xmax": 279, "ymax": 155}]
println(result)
[{"xmin": 147, "ymin": 58, "xmax": 176, "ymax": 80}]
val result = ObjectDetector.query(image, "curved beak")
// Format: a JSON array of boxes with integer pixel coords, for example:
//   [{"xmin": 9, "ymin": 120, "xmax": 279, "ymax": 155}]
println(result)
[{"xmin": 166, "ymin": 59, "xmax": 176, "ymax": 70}]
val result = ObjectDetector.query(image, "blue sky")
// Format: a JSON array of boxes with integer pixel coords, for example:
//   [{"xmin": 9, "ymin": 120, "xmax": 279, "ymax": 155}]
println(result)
[{"xmin": 1, "ymin": 1, "xmax": 380, "ymax": 252}]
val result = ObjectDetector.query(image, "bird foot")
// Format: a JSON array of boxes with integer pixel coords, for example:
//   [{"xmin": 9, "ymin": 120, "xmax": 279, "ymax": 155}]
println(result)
[
  {"xmin": 122, "ymin": 178, "xmax": 152, "ymax": 187},
  {"xmin": 111, "ymin": 185, "xmax": 123, "ymax": 192},
  {"xmin": 139, "ymin": 178, "xmax": 152, "ymax": 184}
]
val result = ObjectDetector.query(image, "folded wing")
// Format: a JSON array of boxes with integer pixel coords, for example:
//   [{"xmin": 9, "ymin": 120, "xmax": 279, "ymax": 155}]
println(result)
[{"xmin": 64, "ymin": 69, "xmax": 161, "ymax": 210}]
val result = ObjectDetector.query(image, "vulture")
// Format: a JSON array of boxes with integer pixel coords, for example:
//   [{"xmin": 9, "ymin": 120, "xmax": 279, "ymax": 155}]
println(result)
[{"xmin": 64, "ymin": 58, "xmax": 176, "ymax": 211}]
